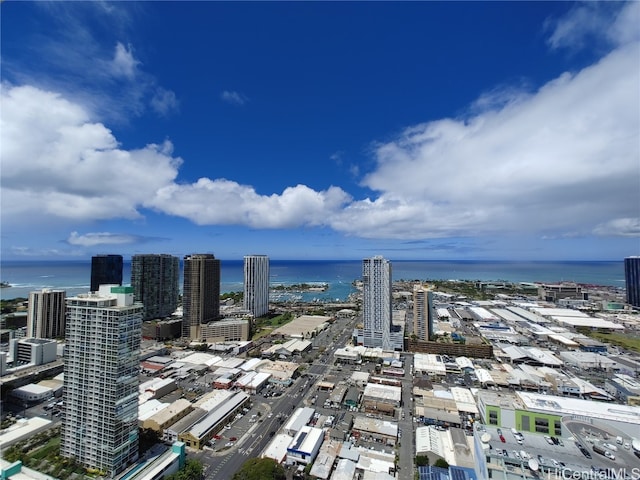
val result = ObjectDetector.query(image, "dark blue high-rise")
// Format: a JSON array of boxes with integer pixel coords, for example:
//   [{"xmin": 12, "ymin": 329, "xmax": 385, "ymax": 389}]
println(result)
[
  {"xmin": 90, "ymin": 254, "xmax": 123, "ymax": 292},
  {"xmin": 624, "ymin": 256, "xmax": 640, "ymax": 308}
]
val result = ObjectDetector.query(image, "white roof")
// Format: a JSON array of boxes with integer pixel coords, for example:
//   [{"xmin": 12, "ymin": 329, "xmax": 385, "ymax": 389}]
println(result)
[
  {"xmin": 552, "ymin": 316, "xmax": 625, "ymax": 330},
  {"xmin": 193, "ymin": 390, "xmax": 234, "ymax": 412},
  {"xmin": 501, "ymin": 346, "xmax": 563, "ymax": 366},
  {"xmin": 353, "ymin": 416, "xmax": 398, "ymax": 437},
  {"xmin": 248, "ymin": 372, "xmax": 271, "ymax": 389},
  {"xmin": 215, "ymin": 357, "xmax": 245, "ymax": 369},
  {"xmin": 235, "ymin": 371, "xmax": 257, "ymax": 387},
  {"xmin": 517, "ymin": 391, "xmax": 640, "ymax": 425},
  {"xmin": 180, "ymin": 352, "xmax": 222, "ymax": 366},
  {"xmin": 474, "ymin": 368, "xmax": 495, "ymax": 384},
  {"xmin": 531, "ymin": 307, "xmax": 589, "ymax": 317},
  {"xmin": 469, "ymin": 307, "xmax": 498, "ymax": 321},
  {"xmin": 331, "ymin": 459, "xmax": 357, "ymax": 480},
  {"xmin": 288, "ymin": 426, "xmax": 324, "ymax": 455},
  {"xmin": 413, "ymin": 353, "xmax": 446, "ymax": 375},
  {"xmin": 14, "ymin": 384, "xmax": 51, "ymax": 394},
  {"xmin": 240, "ymin": 357, "xmax": 262, "ymax": 371},
  {"xmin": 262, "ymin": 433, "xmax": 293, "ymax": 463},
  {"xmin": 548, "ymin": 334, "xmax": 579, "ymax": 346},
  {"xmin": 455, "ymin": 357, "xmax": 473, "ymax": 370},
  {"xmin": 0, "ymin": 417, "xmax": 52, "ymax": 447},
  {"xmin": 362, "ymin": 383, "xmax": 401, "ymax": 403},
  {"xmin": 284, "ymin": 407, "xmax": 315, "ymax": 434},
  {"xmin": 138, "ymin": 399, "xmax": 168, "ymax": 421},
  {"xmin": 449, "ymin": 387, "xmax": 479, "ymax": 414},
  {"xmin": 355, "ymin": 447, "xmax": 395, "ymax": 474}
]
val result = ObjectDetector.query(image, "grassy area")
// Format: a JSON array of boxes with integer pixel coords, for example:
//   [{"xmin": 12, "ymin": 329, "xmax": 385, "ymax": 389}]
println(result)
[
  {"xmin": 586, "ymin": 331, "xmax": 640, "ymax": 353},
  {"xmin": 251, "ymin": 313, "xmax": 295, "ymax": 340},
  {"xmin": 30, "ymin": 436, "xmax": 60, "ymax": 460}
]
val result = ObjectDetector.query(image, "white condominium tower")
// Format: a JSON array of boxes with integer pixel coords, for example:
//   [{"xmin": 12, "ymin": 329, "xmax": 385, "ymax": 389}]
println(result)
[
  {"xmin": 61, "ymin": 285, "xmax": 142, "ymax": 477},
  {"xmin": 27, "ymin": 289, "xmax": 66, "ymax": 339},
  {"xmin": 243, "ymin": 255, "xmax": 270, "ymax": 318},
  {"xmin": 362, "ymin": 256, "xmax": 392, "ymax": 349},
  {"xmin": 131, "ymin": 254, "xmax": 180, "ymax": 321}
]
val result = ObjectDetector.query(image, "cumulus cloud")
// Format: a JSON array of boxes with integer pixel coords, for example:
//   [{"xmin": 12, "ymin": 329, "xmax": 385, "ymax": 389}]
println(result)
[
  {"xmin": 1, "ymin": 83, "xmax": 350, "ymax": 233},
  {"xmin": 1, "ymin": 84, "xmax": 182, "ymax": 225},
  {"xmin": 151, "ymin": 180, "xmax": 350, "ymax": 228},
  {"xmin": 332, "ymin": 32, "xmax": 639, "ymax": 239},
  {"xmin": 2, "ymin": 3, "xmax": 637, "ymax": 246},
  {"xmin": 221, "ymin": 90, "xmax": 248, "ymax": 106}
]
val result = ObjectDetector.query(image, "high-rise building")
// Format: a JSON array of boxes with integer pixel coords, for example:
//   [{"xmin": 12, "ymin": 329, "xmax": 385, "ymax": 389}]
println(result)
[
  {"xmin": 362, "ymin": 256, "xmax": 392, "ymax": 349},
  {"xmin": 625, "ymin": 256, "xmax": 640, "ymax": 308},
  {"xmin": 183, "ymin": 254, "xmax": 221, "ymax": 339},
  {"xmin": 26, "ymin": 289, "xmax": 66, "ymax": 339},
  {"xmin": 243, "ymin": 255, "xmax": 270, "ymax": 318},
  {"xmin": 131, "ymin": 254, "xmax": 180, "ymax": 321},
  {"xmin": 61, "ymin": 285, "xmax": 142, "ymax": 476},
  {"xmin": 90, "ymin": 254, "xmax": 123, "ymax": 292},
  {"xmin": 412, "ymin": 285, "xmax": 434, "ymax": 341}
]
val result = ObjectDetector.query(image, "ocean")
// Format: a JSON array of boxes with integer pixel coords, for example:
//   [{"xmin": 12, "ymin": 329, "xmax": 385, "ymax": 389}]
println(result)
[{"xmin": 0, "ymin": 259, "xmax": 625, "ymax": 301}]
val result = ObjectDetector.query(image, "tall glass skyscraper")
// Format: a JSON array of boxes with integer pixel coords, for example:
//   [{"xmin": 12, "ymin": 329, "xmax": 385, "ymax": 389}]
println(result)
[
  {"xmin": 183, "ymin": 254, "xmax": 221, "ymax": 339},
  {"xmin": 243, "ymin": 255, "xmax": 270, "ymax": 318},
  {"xmin": 362, "ymin": 256, "xmax": 392, "ymax": 349},
  {"xmin": 61, "ymin": 285, "xmax": 142, "ymax": 476},
  {"xmin": 90, "ymin": 254, "xmax": 123, "ymax": 292},
  {"xmin": 624, "ymin": 256, "xmax": 640, "ymax": 308},
  {"xmin": 131, "ymin": 254, "xmax": 180, "ymax": 321}
]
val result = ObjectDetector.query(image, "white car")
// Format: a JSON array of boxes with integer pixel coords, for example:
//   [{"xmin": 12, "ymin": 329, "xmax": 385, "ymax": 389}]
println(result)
[{"xmin": 604, "ymin": 450, "xmax": 615, "ymax": 460}]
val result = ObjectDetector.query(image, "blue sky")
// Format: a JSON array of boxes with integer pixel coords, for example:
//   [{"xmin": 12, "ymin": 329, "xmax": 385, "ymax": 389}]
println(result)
[{"xmin": 1, "ymin": 1, "xmax": 638, "ymax": 261}]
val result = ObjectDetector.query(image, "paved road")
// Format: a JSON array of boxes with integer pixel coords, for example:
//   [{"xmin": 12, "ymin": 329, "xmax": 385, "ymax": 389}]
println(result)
[{"xmin": 197, "ymin": 316, "xmax": 358, "ymax": 479}]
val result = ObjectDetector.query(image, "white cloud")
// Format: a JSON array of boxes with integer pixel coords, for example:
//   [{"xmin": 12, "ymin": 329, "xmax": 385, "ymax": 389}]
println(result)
[
  {"xmin": 110, "ymin": 42, "xmax": 139, "ymax": 79},
  {"xmin": 593, "ymin": 218, "xmax": 640, "ymax": 237},
  {"xmin": 67, "ymin": 231, "xmax": 141, "ymax": 247},
  {"xmin": 2, "ymin": 1, "xmax": 638, "ymax": 246},
  {"xmin": 545, "ymin": 2, "xmax": 640, "ymax": 51},
  {"xmin": 1, "ymin": 84, "xmax": 181, "ymax": 226},
  {"xmin": 221, "ymin": 90, "xmax": 248, "ymax": 106},
  {"xmin": 151, "ymin": 180, "xmax": 350, "ymax": 228},
  {"xmin": 330, "ymin": 37, "xmax": 639, "ymax": 239},
  {"xmin": 151, "ymin": 87, "xmax": 179, "ymax": 116}
]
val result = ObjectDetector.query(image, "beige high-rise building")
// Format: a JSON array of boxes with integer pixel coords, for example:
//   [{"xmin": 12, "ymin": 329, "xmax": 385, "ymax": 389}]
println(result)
[{"xmin": 27, "ymin": 289, "xmax": 66, "ymax": 339}]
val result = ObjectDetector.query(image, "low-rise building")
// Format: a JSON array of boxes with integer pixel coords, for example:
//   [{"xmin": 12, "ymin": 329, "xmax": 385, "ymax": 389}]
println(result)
[
  {"xmin": 286, "ymin": 426, "xmax": 324, "ymax": 466},
  {"xmin": 352, "ymin": 416, "xmax": 397, "ymax": 445}
]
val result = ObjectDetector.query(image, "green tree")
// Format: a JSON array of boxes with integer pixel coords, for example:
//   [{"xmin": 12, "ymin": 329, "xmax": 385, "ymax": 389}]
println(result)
[
  {"xmin": 434, "ymin": 458, "xmax": 449, "ymax": 468},
  {"xmin": 232, "ymin": 458, "xmax": 285, "ymax": 480},
  {"xmin": 165, "ymin": 459, "xmax": 204, "ymax": 480},
  {"xmin": 415, "ymin": 455, "xmax": 430, "ymax": 467}
]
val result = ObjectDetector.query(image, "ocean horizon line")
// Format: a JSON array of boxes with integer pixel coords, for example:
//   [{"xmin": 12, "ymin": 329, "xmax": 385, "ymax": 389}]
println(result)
[{"xmin": 0, "ymin": 258, "xmax": 624, "ymax": 264}]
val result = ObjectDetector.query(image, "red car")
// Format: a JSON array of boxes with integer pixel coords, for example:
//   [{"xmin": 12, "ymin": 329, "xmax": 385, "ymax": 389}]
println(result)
[
  {"xmin": 229, "ymin": 437, "xmax": 238, "ymax": 442},
  {"xmin": 213, "ymin": 435, "xmax": 222, "ymax": 440}
]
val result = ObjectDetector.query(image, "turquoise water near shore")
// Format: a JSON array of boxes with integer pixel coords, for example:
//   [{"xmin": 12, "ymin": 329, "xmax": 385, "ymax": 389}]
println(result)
[{"xmin": 0, "ymin": 259, "xmax": 625, "ymax": 301}]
